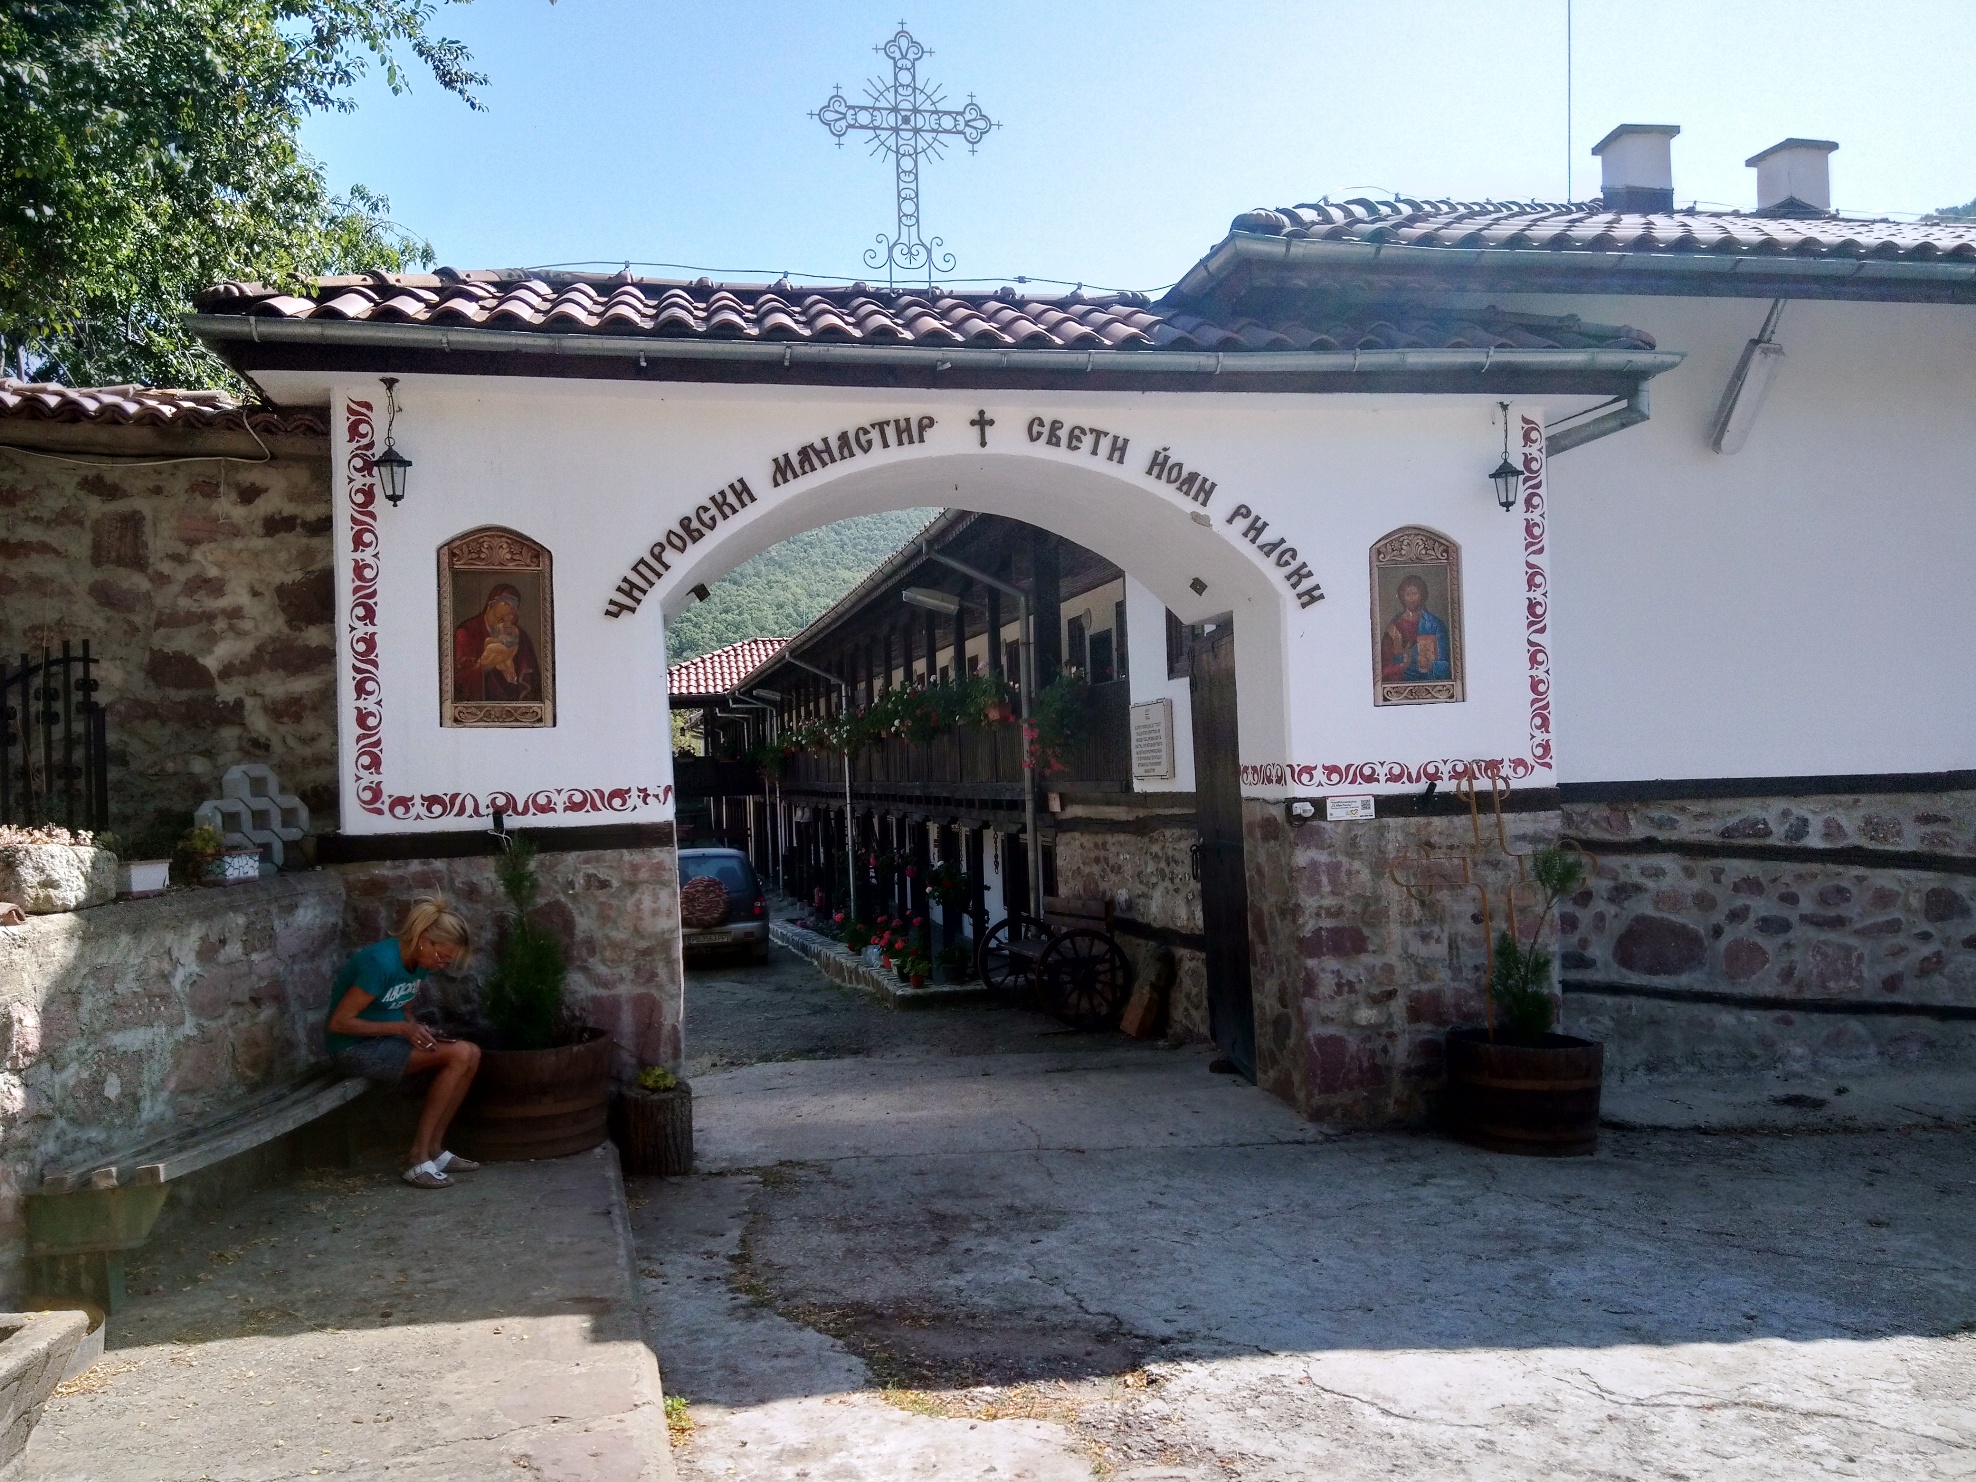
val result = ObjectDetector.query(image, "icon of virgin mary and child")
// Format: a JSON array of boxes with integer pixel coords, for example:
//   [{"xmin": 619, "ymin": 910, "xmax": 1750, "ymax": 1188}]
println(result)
[
  {"xmin": 1380, "ymin": 574, "xmax": 1453, "ymax": 683},
  {"xmin": 452, "ymin": 584, "xmax": 543, "ymax": 702}
]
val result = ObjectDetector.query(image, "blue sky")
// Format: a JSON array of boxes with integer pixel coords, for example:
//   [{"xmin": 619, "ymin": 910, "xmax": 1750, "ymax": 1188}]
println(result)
[{"xmin": 301, "ymin": 0, "xmax": 1976, "ymax": 293}]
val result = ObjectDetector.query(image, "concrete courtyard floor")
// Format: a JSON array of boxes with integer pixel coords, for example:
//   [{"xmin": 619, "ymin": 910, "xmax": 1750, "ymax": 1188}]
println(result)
[
  {"xmin": 26, "ymin": 1144, "xmax": 671, "ymax": 1482},
  {"xmin": 637, "ymin": 943, "xmax": 1976, "ymax": 1481}
]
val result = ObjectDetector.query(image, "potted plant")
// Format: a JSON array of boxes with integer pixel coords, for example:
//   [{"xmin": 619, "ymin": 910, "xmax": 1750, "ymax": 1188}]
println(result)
[
  {"xmin": 897, "ymin": 948, "xmax": 931, "ymax": 990},
  {"xmin": 612, "ymin": 1064, "xmax": 693, "ymax": 1176},
  {"xmin": 1026, "ymin": 669, "xmax": 1089, "ymax": 775},
  {"xmin": 936, "ymin": 939, "xmax": 975, "ymax": 984},
  {"xmin": 458, "ymin": 835, "xmax": 614, "ymax": 1161},
  {"xmin": 1446, "ymin": 846, "xmax": 1602, "ymax": 1157}
]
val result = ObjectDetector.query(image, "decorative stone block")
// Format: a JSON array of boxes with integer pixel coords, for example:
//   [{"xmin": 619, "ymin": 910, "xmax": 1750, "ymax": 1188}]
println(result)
[{"xmin": 0, "ymin": 847, "xmax": 117, "ymax": 916}]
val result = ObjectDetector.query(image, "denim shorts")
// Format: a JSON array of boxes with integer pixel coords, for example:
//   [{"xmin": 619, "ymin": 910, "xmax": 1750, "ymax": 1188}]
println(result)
[{"xmin": 331, "ymin": 1036, "xmax": 414, "ymax": 1086}]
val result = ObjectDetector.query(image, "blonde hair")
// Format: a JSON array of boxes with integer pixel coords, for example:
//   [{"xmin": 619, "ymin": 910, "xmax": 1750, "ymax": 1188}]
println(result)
[{"xmin": 398, "ymin": 897, "xmax": 470, "ymax": 968}]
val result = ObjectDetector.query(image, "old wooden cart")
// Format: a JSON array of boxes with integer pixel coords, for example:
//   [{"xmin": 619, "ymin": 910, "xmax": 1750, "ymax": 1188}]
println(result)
[{"xmin": 975, "ymin": 896, "xmax": 1134, "ymax": 1030}]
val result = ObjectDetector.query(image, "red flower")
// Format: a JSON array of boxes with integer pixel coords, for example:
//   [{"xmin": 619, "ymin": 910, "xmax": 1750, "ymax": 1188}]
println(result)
[{"xmin": 905, "ymin": 865, "xmax": 918, "ymax": 878}]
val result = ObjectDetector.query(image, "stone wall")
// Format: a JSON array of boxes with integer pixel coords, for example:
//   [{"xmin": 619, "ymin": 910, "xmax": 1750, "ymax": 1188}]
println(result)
[
  {"xmin": 337, "ymin": 844, "xmax": 685, "ymax": 1079},
  {"xmin": 1052, "ymin": 816, "xmax": 1209, "ymax": 1043},
  {"xmin": 1561, "ymin": 790, "xmax": 1976, "ymax": 1080},
  {"xmin": 0, "ymin": 874, "xmax": 343, "ymax": 1299},
  {"xmin": 0, "ymin": 838, "xmax": 682, "ymax": 1301},
  {"xmin": 1259, "ymin": 801, "xmax": 1565, "ymax": 1125},
  {"xmin": 0, "ymin": 438, "xmax": 337, "ymax": 840}
]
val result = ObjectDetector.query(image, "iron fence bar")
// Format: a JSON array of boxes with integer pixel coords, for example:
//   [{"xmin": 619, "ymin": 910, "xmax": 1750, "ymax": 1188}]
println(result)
[
  {"xmin": 0, "ymin": 655, "xmax": 13, "ymax": 826},
  {"xmin": 60, "ymin": 639, "xmax": 77, "ymax": 830},
  {"xmin": 37, "ymin": 650, "xmax": 55, "ymax": 827}
]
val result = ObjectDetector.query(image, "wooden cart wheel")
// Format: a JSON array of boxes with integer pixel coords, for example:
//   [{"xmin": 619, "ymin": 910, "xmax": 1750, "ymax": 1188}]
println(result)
[
  {"xmin": 1037, "ymin": 929, "xmax": 1133, "ymax": 1031},
  {"xmin": 977, "ymin": 914, "xmax": 1048, "ymax": 1002}
]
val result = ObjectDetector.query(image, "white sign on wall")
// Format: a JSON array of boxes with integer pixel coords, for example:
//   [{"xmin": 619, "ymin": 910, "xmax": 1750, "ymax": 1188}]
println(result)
[
  {"xmin": 1326, "ymin": 795, "xmax": 1376, "ymax": 821},
  {"xmin": 1130, "ymin": 698, "xmax": 1176, "ymax": 780}
]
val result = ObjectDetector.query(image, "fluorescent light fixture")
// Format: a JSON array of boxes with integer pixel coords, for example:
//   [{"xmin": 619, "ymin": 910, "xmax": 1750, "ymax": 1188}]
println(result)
[
  {"xmin": 1710, "ymin": 302, "xmax": 1787, "ymax": 455},
  {"xmin": 1708, "ymin": 339, "xmax": 1784, "ymax": 454},
  {"xmin": 902, "ymin": 586, "xmax": 961, "ymax": 615}
]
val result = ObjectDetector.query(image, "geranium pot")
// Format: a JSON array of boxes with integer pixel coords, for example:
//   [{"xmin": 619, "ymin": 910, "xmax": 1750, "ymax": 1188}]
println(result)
[
  {"xmin": 909, "ymin": 973, "xmax": 926, "ymax": 989},
  {"xmin": 458, "ymin": 1027, "xmax": 613, "ymax": 1161},
  {"xmin": 611, "ymin": 1081, "xmax": 693, "ymax": 1176},
  {"xmin": 204, "ymin": 847, "xmax": 262, "ymax": 885},
  {"xmin": 1445, "ymin": 1027, "xmax": 1604, "ymax": 1157}
]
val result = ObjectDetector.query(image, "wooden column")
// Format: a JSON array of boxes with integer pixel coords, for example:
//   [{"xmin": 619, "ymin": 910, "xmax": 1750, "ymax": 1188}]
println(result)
[{"xmin": 1030, "ymin": 528, "xmax": 1062, "ymax": 687}]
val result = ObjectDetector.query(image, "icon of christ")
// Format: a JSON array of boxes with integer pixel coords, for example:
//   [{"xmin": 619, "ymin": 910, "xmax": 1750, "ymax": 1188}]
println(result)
[{"xmin": 1380, "ymin": 574, "xmax": 1452, "ymax": 684}]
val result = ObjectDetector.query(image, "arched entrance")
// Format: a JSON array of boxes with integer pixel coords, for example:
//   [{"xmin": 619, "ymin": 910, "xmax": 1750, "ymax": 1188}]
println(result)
[{"xmin": 305, "ymin": 371, "xmax": 1562, "ymax": 1122}]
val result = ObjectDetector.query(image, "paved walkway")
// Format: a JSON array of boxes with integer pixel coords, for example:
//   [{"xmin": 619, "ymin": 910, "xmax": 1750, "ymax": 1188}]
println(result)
[
  {"xmin": 27, "ymin": 1145, "xmax": 671, "ymax": 1482},
  {"xmin": 638, "ymin": 944, "xmax": 1976, "ymax": 1481}
]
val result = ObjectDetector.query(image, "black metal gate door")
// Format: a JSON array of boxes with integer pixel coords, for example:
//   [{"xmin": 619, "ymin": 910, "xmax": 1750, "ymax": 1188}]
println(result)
[{"xmin": 1189, "ymin": 621, "xmax": 1256, "ymax": 1079}]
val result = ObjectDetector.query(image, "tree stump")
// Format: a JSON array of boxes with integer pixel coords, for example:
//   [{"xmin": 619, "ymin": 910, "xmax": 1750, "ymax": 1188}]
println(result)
[{"xmin": 613, "ymin": 1084, "xmax": 693, "ymax": 1176}]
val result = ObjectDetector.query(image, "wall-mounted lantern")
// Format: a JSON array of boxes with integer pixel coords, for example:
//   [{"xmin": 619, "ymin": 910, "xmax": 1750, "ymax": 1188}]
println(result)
[
  {"xmin": 1489, "ymin": 402, "xmax": 1520, "ymax": 513},
  {"xmin": 375, "ymin": 376, "xmax": 413, "ymax": 508}
]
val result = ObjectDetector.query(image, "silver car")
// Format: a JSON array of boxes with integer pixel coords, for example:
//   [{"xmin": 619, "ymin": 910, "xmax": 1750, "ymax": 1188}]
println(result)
[{"xmin": 678, "ymin": 848, "xmax": 771, "ymax": 963}]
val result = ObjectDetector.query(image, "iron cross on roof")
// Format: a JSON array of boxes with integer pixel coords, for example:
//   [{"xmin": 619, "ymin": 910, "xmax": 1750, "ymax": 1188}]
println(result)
[{"xmin": 812, "ymin": 22, "xmax": 997, "ymax": 288}]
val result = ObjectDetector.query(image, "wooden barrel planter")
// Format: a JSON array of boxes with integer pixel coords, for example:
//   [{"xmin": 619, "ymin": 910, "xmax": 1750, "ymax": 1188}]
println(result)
[
  {"xmin": 458, "ymin": 1028, "xmax": 613, "ymax": 1162},
  {"xmin": 1445, "ymin": 1027, "xmax": 1604, "ymax": 1157},
  {"xmin": 611, "ymin": 1083, "xmax": 693, "ymax": 1176}
]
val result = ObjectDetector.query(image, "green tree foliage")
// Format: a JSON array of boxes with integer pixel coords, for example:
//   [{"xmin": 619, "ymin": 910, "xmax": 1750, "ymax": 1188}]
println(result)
[
  {"xmin": 664, "ymin": 510, "xmax": 939, "ymax": 663},
  {"xmin": 0, "ymin": 0, "xmax": 485, "ymax": 387},
  {"xmin": 1926, "ymin": 197, "xmax": 1976, "ymax": 222},
  {"xmin": 1488, "ymin": 845, "xmax": 1588, "ymax": 1041}
]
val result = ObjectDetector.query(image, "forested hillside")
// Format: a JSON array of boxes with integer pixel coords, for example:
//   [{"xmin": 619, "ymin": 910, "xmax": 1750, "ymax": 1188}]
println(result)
[{"xmin": 664, "ymin": 509, "xmax": 939, "ymax": 662}]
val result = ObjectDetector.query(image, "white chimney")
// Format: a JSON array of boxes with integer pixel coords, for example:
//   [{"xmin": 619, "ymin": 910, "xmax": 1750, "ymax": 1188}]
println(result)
[
  {"xmin": 1746, "ymin": 138, "xmax": 1837, "ymax": 217},
  {"xmin": 1590, "ymin": 124, "xmax": 1680, "ymax": 212}
]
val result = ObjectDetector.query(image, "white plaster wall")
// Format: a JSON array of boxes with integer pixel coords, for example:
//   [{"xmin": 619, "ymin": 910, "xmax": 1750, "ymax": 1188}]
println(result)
[
  {"xmin": 1125, "ymin": 573, "xmax": 1197, "ymax": 793},
  {"xmin": 327, "ymin": 386, "xmax": 676, "ymax": 833},
  {"xmin": 1517, "ymin": 297, "xmax": 1976, "ymax": 783},
  {"xmin": 289, "ymin": 375, "xmax": 1562, "ymax": 830}
]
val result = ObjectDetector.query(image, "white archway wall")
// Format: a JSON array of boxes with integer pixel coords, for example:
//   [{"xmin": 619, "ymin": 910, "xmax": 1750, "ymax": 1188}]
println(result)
[{"xmin": 328, "ymin": 377, "xmax": 1548, "ymax": 833}]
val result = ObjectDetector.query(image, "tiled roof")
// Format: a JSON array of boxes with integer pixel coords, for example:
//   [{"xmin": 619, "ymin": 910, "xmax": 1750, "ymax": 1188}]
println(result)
[
  {"xmin": 0, "ymin": 377, "xmax": 328, "ymax": 435},
  {"xmin": 190, "ymin": 274, "xmax": 1656, "ymax": 353},
  {"xmin": 1220, "ymin": 198, "xmax": 1976, "ymax": 263},
  {"xmin": 669, "ymin": 638, "xmax": 789, "ymax": 699}
]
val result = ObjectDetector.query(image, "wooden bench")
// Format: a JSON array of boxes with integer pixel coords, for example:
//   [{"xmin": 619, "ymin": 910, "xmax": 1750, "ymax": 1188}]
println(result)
[{"xmin": 26, "ymin": 1070, "xmax": 369, "ymax": 1312}]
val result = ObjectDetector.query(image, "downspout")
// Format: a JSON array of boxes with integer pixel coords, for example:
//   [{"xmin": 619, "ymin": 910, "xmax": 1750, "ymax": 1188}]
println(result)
[{"xmin": 1545, "ymin": 384, "xmax": 1652, "ymax": 455}]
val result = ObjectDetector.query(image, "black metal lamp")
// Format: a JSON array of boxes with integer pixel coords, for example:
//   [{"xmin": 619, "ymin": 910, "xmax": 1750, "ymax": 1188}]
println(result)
[
  {"xmin": 1490, "ymin": 401, "xmax": 1520, "ymax": 513},
  {"xmin": 376, "ymin": 376, "xmax": 412, "ymax": 507}
]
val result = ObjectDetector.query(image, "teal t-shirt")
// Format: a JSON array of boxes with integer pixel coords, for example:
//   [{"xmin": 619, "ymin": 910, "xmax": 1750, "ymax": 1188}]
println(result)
[{"xmin": 325, "ymin": 938, "xmax": 428, "ymax": 1054}]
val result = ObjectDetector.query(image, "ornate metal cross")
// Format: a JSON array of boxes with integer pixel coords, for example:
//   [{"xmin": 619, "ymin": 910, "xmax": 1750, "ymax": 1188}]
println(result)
[{"xmin": 812, "ymin": 23, "xmax": 997, "ymax": 287}]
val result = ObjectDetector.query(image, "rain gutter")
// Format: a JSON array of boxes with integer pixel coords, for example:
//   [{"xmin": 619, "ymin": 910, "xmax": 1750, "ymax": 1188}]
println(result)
[
  {"xmin": 1171, "ymin": 232, "xmax": 1976, "ymax": 302},
  {"xmin": 184, "ymin": 314, "xmax": 1682, "ymax": 381}
]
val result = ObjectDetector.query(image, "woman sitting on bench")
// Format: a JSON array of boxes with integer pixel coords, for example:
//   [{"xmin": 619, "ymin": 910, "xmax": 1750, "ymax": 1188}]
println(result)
[{"xmin": 327, "ymin": 897, "xmax": 484, "ymax": 1189}]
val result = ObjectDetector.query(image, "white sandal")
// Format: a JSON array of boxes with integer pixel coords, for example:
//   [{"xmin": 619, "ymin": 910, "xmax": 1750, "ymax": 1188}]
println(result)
[
  {"xmin": 432, "ymin": 1151, "xmax": 481, "ymax": 1173},
  {"xmin": 402, "ymin": 1160, "xmax": 453, "ymax": 1189}
]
